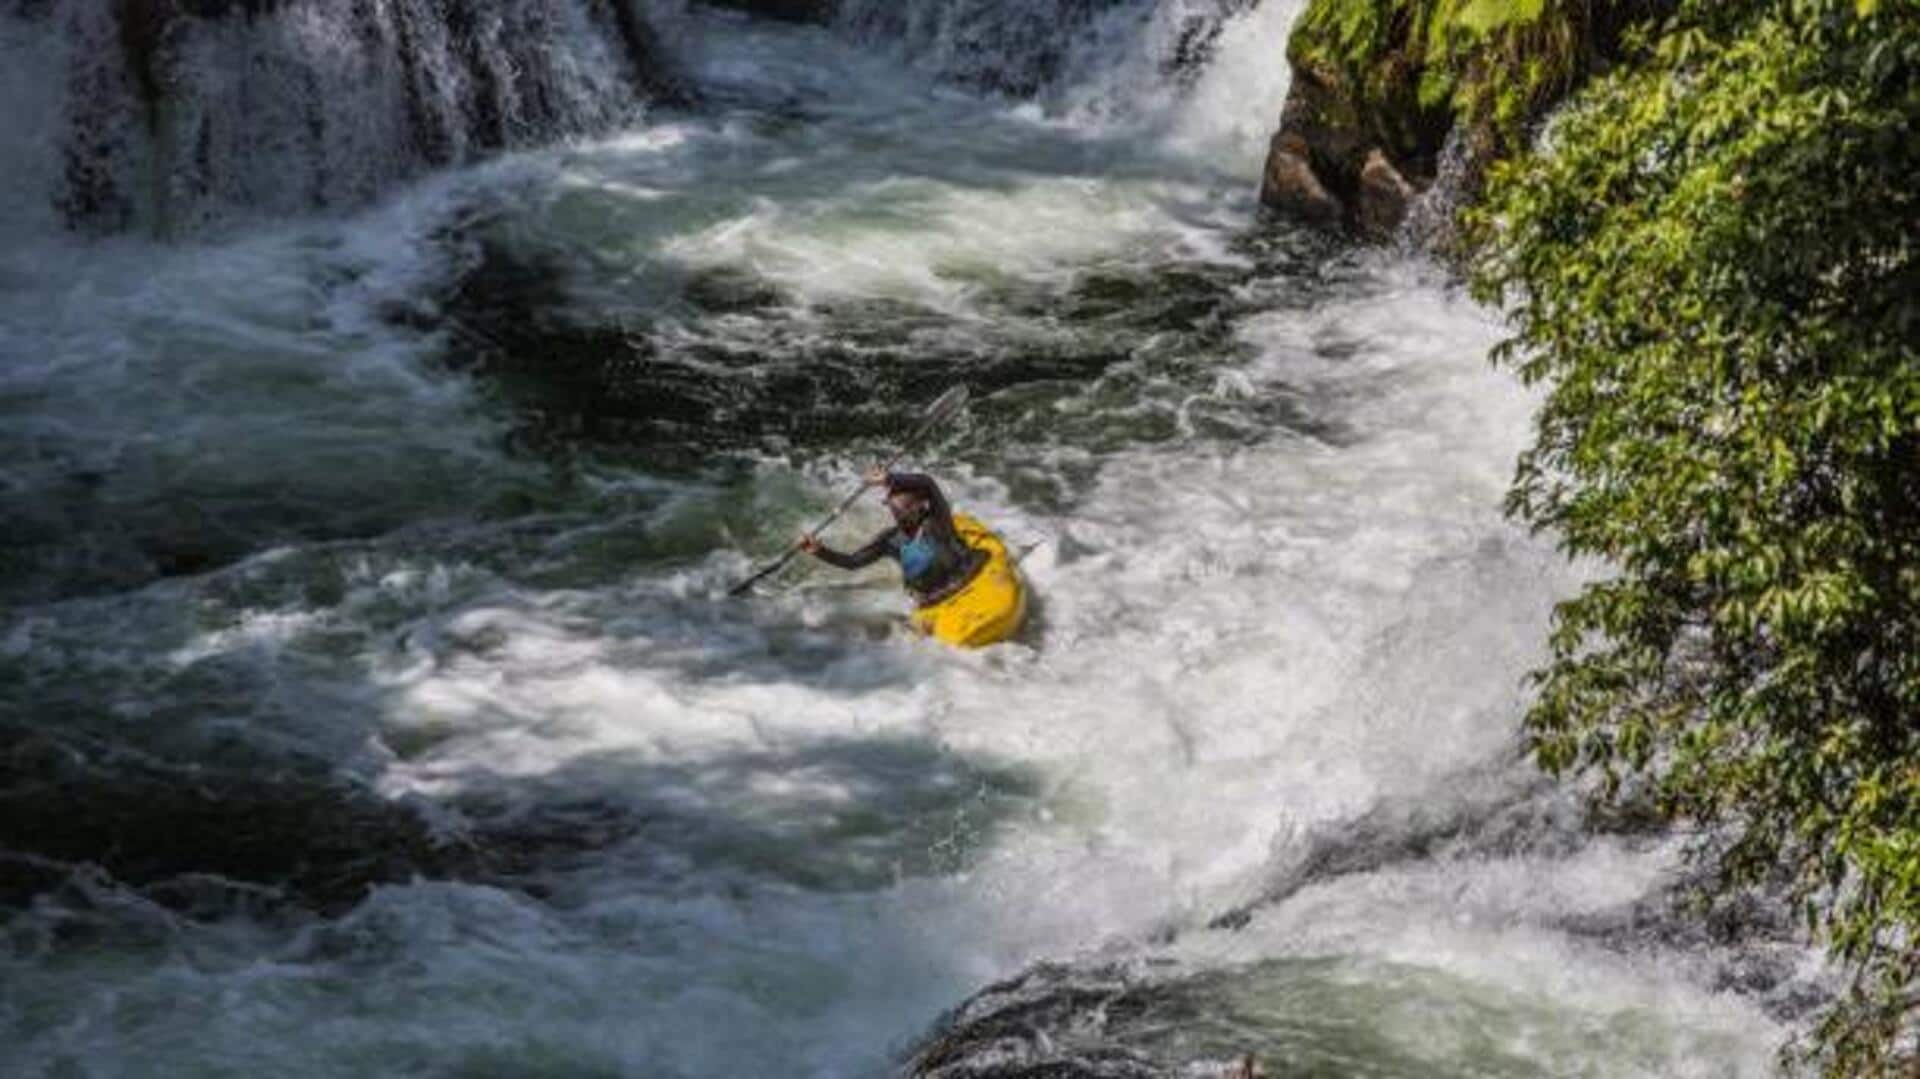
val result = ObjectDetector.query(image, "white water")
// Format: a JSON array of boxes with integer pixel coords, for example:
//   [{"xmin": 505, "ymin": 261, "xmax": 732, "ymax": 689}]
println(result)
[
  {"xmin": 0, "ymin": 4, "xmax": 1789, "ymax": 1076},
  {"xmin": 0, "ymin": 0, "xmax": 667, "ymax": 234}
]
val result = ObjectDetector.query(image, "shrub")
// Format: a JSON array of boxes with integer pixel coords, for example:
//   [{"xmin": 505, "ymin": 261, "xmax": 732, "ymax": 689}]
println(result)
[{"xmin": 1469, "ymin": 0, "xmax": 1920, "ymax": 1070}]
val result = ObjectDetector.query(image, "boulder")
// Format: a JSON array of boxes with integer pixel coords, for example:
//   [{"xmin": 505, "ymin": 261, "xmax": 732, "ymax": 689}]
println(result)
[
  {"xmin": 1259, "ymin": 132, "xmax": 1343, "ymax": 225},
  {"xmin": 1355, "ymin": 148, "xmax": 1418, "ymax": 239},
  {"xmin": 1258, "ymin": 14, "xmax": 1438, "ymax": 238}
]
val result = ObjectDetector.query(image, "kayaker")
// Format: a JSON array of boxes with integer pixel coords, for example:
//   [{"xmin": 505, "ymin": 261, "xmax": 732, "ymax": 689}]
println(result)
[{"xmin": 798, "ymin": 468, "xmax": 985, "ymax": 606}]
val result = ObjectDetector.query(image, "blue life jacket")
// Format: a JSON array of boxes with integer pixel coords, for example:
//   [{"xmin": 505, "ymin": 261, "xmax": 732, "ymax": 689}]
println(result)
[
  {"xmin": 897, "ymin": 531, "xmax": 940, "ymax": 584},
  {"xmin": 889, "ymin": 525, "xmax": 970, "ymax": 593}
]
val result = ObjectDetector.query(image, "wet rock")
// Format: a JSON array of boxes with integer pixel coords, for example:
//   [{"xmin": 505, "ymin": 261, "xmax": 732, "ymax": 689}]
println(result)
[
  {"xmin": 1256, "ymin": 23, "xmax": 1435, "ymax": 238},
  {"xmin": 682, "ymin": 265, "xmax": 790, "ymax": 314},
  {"xmin": 903, "ymin": 962, "xmax": 1270, "ymax": 1078},
  {"xmin": 1258, "ymin": 132, "xmax": 1342, "ymax": 226},
  {"xmin": 1355, "ymin": 148, "xmax": 1417, "ymax": 240},
  {"xmin": 906, "ymin": 963, "xmax": 1166, "ymax": 1078},
  {"xmin": 836, "ymin": 0, "xmax": 1130, "ymax": 100},
  {"xmin": 1257, "ymin": 43, "xmax": 1434, "ymax": 239},
  {"xmin": 1159, "ymin": 2, "xmax": 1260, "ymax": 85}
]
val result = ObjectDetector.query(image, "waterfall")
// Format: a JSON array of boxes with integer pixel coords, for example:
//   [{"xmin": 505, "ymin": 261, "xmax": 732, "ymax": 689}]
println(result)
[
  {"xmin": 0, "ymin": 0, "xmax": 684, "ymax": 236},
  {"xmin": 834, "ymin": 0, "xmax": 1258, "ymax": 103}
]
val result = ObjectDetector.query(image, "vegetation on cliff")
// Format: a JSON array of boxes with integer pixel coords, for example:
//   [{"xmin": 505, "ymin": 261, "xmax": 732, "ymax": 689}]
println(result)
[
  {"xmin": 1287, "ymin": 0, "xmax": 1657, "ymax": 165},
  {"xmin": 1264, "ymin": 0, "xmax": 1667, "ymax": 233},
  {"xmin": 1464, "ymin": 0, "xmax": 1920, "ymax": 1070}
]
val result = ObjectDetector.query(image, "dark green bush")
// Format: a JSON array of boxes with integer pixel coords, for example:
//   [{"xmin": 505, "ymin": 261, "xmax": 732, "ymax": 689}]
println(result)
[
  {"xmin": 1468, "ymin": 0, "xmax": 1920, "ymax": 1070},
  {"xmin": 1287, "ymin": 0, "xmax": 1665, "ymax": 165}
]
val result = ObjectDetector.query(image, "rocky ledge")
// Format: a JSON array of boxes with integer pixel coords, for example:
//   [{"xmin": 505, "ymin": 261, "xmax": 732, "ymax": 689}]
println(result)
[
  {"xmin": 903, "ymin": 962, "xmax": 1269, "ymax": 1079},
  {"xmin": 1260, "ymin": 0, "xmax": 1668, "ymax": 241}
]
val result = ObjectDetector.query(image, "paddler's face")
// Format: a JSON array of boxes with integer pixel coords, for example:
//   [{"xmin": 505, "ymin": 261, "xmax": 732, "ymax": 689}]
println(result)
[{"xmin": 887, "ymin": 492, "xmax": 928, "ymax": 529}]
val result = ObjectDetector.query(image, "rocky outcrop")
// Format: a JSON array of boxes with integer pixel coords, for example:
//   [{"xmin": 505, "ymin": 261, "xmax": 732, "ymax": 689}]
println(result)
[
  {"xmin": 1259, "ymin": 132, "xmax": 1341, "ymax": 225},
  {"xmin": 1355, "ymin": 147, "xmax": 1418, "ymax": 236},
  {"xmin": 903, "ymin": 962, "xmax": 1270, "ymax": 1078},
  {"xmin": 1260, "ymin": 0, "xmax": 1670, "ymax": 243}
]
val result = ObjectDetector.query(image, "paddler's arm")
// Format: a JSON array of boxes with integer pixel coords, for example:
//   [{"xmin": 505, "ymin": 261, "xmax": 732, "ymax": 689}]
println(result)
[{"xmin": 799, "ymin": 528, "xmax": 895, "ymax": 571}]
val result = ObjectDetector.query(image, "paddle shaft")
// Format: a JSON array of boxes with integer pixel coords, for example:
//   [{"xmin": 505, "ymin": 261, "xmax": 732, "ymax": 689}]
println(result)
[{"xmin": 727, "ymin": 388, "xmax": 967, "ymax": 596}]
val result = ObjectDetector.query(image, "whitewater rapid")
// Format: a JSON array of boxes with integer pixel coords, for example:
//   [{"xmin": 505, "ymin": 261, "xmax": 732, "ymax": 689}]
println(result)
[{"xmin": 1, "ymin": 4, "xmax": 1793, "ymax": 1076}]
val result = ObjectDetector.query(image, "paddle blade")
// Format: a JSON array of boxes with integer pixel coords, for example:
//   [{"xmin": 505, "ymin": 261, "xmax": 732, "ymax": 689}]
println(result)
[{"xmin": 920, "ymin": 384, "xmax": 969, "ymax": 430}]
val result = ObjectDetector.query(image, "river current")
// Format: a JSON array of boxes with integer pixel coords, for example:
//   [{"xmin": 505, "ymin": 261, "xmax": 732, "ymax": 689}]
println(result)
[{"xmin": 1, "ymin": 3, "xmax": 1791, "ymax": 1076}]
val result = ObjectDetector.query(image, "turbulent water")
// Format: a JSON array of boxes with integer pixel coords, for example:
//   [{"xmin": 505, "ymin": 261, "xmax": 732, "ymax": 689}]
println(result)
[
  {"xmin": 2, "ymin": 0, "xmax": 679, "ymax": 235},
  {"xmin": 2, "ymin": 3, "xmax": 1803, "ymax": 1076}
]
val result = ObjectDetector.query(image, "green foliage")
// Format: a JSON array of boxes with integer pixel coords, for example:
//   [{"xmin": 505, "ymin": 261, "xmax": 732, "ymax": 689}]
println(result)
[
  {"xmin": 1468, "ymin": 0, "xmax": 1920, "ymax": 1070},
  {"xmin": 1287, "ymin": 0, "xmax": 1656, "ymax": 158}
]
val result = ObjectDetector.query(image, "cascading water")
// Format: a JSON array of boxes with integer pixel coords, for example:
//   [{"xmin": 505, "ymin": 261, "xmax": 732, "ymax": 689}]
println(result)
[
  {"xmin": 1, "ymin": 0, "xmax": 680, "ymax": 236},
  {"xmin": 1, "ymin": 2, "xmax": 1814, "ymax": 1076}
]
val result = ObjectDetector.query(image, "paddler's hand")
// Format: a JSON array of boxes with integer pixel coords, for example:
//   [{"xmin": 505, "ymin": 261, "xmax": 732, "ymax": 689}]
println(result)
[
  {"xmin": 797, "ymin": 533, "xmax": 822, "ymax": 554},
  {"xmin": 863, "ymin": 466, "xmax": 890, "ymax": 489}
]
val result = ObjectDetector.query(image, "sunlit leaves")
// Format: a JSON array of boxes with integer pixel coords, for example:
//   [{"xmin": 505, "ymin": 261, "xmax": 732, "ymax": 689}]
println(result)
[
  {"xmin": 1467, "ymin": 0, "xmax": 1920, "ymax": 1071},
  {"xmin": 1291, "ymin": 0, "xmax": 1669, "ymax": 167}
]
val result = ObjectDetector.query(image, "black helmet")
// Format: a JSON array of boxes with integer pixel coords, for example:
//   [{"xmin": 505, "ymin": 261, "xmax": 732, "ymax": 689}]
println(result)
[{"xmin": 886, "ymin": 489, "xmax": 929, "ymax": 529}]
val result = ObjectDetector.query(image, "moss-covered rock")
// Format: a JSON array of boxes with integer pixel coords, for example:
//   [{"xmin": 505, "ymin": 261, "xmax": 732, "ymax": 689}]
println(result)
[{"xmin": 1262, "ymin": 0, "xmax": 1668, "ymax": 240}]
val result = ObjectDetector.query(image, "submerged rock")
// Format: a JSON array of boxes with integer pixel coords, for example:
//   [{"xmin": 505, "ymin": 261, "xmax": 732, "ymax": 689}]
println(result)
[
  {"xmin": 903, "ymin": 962, "xmax": 1270, "ymax": 1079},
  {"xmin": 905, "ymin": 963, "xmax": 1161, "ymax": 1077}
]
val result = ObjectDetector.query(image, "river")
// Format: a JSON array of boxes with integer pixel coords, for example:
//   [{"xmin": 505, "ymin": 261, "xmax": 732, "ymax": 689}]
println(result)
[{"xmin": 0, "ymin": 2, "xmax": 1791, "ymax": 1075}]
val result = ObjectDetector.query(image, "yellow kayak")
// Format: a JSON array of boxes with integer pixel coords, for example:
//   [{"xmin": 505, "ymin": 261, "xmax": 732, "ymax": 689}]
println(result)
[{"xmin": 909, "ymin": 513, "xmax": 1028, "ymax": 647}]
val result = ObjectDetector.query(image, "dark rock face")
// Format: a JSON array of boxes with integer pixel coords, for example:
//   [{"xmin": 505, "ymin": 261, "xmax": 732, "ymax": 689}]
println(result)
[
  {"xmin": 1257, "ymin": 32, "xmax": 1441, "ymax": 242},
  {"xmin": 697, "ymin": 0, "xmax": 834, "ymax": 22},
  {"xmin": 905, "ymin": 965, "xmax": 1164, "ymax": 1078}
]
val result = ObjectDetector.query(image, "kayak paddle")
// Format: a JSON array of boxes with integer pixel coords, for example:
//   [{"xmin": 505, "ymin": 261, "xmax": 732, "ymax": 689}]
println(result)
[{"xmin": 727, "ymin": 385, "xmax": 971, "ymax": 597}]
